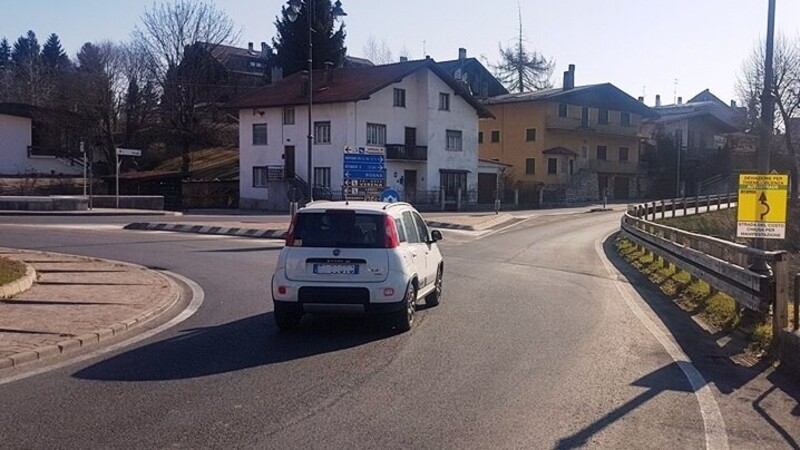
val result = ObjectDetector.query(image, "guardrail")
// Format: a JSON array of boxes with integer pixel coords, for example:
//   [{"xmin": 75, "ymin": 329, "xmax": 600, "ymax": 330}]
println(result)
[{"xmin": 620, "ymin": 193, "xmax": 789, "ymax": 330}]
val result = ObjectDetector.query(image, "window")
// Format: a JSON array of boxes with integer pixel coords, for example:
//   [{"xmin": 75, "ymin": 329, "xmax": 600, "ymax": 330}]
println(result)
[
  {"xmin": 366, "ymin": 123, "xmax": 387, "ymax": 146},
  {"xmin": 253, "ymin": 166, "xmax": 268, "ymax": 187},
  {"xmin": 252, "ymin": 123, "xmax": 267, "ymax": 145},
  {"xmin": 413, "ymin": 213, "xmax": 430, "ymax": 242},
  {"xmin": 621, "ymin": 112, "xmax": 631, "ymax": 127},
  {"xmin": 283, "ymin": 107, "xmax": 295, "ymax": 125},
  {"xmin": 581, "ymin": 145, "xmax": 588, "ymax": 158},
  {"xmin": 292, "ymin": 212, "xmax": 386, "ymax": 248},
  {"xmin": 393, "ymin": 88, "xmax": 406, "ymax": 107},
  {"xmin": 547, "ymin": 158, "xmax": 558, "ymax": 174},
  {"xmin": 558, "ymin": 103, "xmax": 568, "ymax": 117},
  {"xmin": 598, "ymin": 108, "xmax": 609, "ymax": 125},
  {"xmin": 440, "ymin": 171, "xmax": 467, "ymax": 197},
  {"xmin": 313, "ymin": 167, "xmax": 331, "ymax": 187},
  {"xmin": 619, "ymin": 147, "xmax": 629, "ymax": 161},
  {"xmin": 439, "ymin": 93, "xmax": 450, "ymax": 111},
  {"xmin": 525, "ymin": 158, "xmax": 536, "ymax": 175},
  {"xmin": 402, "ymin": 211, "xmax": 420, "ymax": 243},
  {"xmin": 491, "ymin": 130, "xmax": 500, "ymax": 143},
  {"xmin": 597, "ymin": 145, "xmax": 607, "ymax": 160},
  {"xmin": 525, "ymin": 128, "xmax": 537, "ymax": 142},
  {"xmin": 446, "ymin": 129, "xmax": 462, "ymax": 151},
  {"xmin": 313, "ymin": 121, "xmax": 331, "ymax": 144},
  {"xmin": 478, "ymin": 131, "xmax": 484, "ymax": 144},
  {"xmin": 581, "ymin": 107, "xmax": 589, "ymax": 127},
  {"xmin": 394, "ymin": 218, "xmax": 406, "ymax": 243}
]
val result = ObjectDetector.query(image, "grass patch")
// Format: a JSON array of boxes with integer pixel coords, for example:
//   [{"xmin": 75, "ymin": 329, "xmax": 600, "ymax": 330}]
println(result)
[
  {"xmin": 751, "ymin": 322, "xmax": 773, "ymax": 352},
  {"xmin": 659, "ymin": 208, "xmax": 737, "ymax": 241},
  {"xmin": 0, "ymin": 256, "xmax": 26, "ymax": 286}
]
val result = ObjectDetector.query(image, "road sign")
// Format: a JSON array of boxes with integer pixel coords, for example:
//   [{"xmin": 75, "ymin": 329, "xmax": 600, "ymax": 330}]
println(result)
[
  {"xmin": 343, "ymin": 146, "xmax": 386, "ymax": 200},
  {"xmin": 736, "ymin": 173, "xmax": 788, "ymax": 239},
  {"xmin": 380, "ymin": 188, "xmax": 400, "ymax": 203},
  {"xmin": 343, "ymin": 163, "xmax": 385, "ymax": 171},
  {"xmin": 116, "ymin": 148, "xmax": 142, "ymax": 157},
  {"xmin": 343, "ymin": 154, "xmax": 384, "ymax": 164}
]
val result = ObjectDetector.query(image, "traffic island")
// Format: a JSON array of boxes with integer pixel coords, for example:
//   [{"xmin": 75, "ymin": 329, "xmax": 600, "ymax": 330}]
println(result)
[{"xmin": 0, "ymin": 257, "xmax": 36, "ymax": 299}]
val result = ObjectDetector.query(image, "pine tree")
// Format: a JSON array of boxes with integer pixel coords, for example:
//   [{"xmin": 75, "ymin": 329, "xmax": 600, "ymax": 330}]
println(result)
[
  {"xmin": 0, "ymin": 38, "xmax": 10, "ymax": 69},
  {"xmin": 273, "ymin": 0, "xmax": 347, "ymax": 76},
  {"xmin": 0, "ymin": 38, "xmax": 10, "ymax": 101},
  {"xmin": 10, "ymin": 30, "xmax": 48, "ymax": 105},
  {"xmin": 11, "ymin": 30, "xmax": 41, "ymax": 64},
  {"xmin": 493, "ymin": 7, "xmax": 554, "ymax": 92},
  {"xmin": 41, "ymin": 33, "xmax": 70, "ymax": 72}
]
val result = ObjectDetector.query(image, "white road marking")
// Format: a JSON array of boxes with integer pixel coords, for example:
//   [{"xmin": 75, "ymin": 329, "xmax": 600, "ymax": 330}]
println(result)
[
  {"xmin": 0, "ymin": 271, "xmax": 205, "ymax": 386},
  {"xmin": 594, "ymin": 232, "xmax": 729, "ymax": 450}
]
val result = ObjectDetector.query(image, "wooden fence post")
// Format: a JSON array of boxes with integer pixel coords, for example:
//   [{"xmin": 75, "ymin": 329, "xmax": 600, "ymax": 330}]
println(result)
[
  {"xmin": 670, "ymin": 198, "xmax": 676, "ymax": 218},
  {"xmin": 694, "ymin": 195, "xmax": 699, "ymax": 215},
  {"xmin": 705, "ymin": 194, "xmax": 711, "ymax": 212},
  {"xmin": 660, "ymin": 200, "xmax": 665, "ymax": 220},
  {"xmin": 716, "ymin": 194, "xmax": 721, "ymax": 210},
  {"xmin": 773, "ymin": 253, "xmax": 789, "ymax": 332}
]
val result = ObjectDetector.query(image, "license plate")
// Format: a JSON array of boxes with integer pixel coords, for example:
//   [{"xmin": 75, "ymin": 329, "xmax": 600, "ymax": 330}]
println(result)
[{"xmin": 313, "ymin": 264, "xmax": 359, "ymax": 275}]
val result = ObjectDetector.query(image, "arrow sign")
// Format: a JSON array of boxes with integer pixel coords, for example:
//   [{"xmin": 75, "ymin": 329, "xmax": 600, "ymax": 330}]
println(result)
[
  {"xmin": 344, "ymin": 154, "xmax": 384, "ymax": 164},
  {"xmin": 344, "ymin": 163, "xmax": 385, "ymax": 171},
  {"xmin": 759, "ymin": 191, "xmax": 770, "ymax": 220},
  {"xmin": 344, "ymin": 170, "xmax": 385, "ymax": 180},
  {"xmin": 116, "ymin": 148, "xmax": 142, "ymax": 157}
]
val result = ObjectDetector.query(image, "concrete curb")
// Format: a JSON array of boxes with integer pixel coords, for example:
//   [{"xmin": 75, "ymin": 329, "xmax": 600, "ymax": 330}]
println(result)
[
  {"xmin": 0, "ymin": 249, "xmax": 183, "ymax": 372},
  {"xmin": 0, "ymin": 210, "xmax": 181, "ymax": 217},
  {"xmin": 427, "ymin": 213, "xmax": 515, "ymax": 232},
  {"xmin": 0, "ymin": 260, "xmax": 37, "ymax": 299},
  {"xmin": 124, "ymin": 222, "xmax": 287, "ymax": 239}
]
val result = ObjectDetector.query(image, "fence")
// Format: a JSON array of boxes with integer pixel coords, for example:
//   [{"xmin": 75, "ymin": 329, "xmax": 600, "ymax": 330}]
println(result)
[{"xmin": 619, "ymin": 193, "xmax": 790, "ymax": 335}]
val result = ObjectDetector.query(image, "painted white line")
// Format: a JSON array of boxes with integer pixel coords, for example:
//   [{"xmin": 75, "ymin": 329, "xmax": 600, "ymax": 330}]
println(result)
[
  {"xmin": 594, "ymin": 233, "xmax": 729, "ymax": 450},
  {"xmin": 0, "ymin": 271, "xmax": 205, "ymax": 386}
]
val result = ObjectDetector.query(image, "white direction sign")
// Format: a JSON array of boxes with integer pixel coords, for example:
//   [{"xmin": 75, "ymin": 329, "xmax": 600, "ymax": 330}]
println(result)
[{"xmin": 116, "ymin": 148, "xmax": 142, "ymax": 157}]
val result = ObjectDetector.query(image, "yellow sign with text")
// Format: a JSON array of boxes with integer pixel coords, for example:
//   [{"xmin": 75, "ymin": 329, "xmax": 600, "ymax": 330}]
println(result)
[{"xmin": 736, "ymin": 174, "xmax": 788, "ymax": 239}]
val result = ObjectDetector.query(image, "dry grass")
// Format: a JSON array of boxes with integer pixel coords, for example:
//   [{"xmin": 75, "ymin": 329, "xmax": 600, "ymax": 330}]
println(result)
[{"xmin": 0, "ymin": 256, "xmax": 26, "ymax": 286}]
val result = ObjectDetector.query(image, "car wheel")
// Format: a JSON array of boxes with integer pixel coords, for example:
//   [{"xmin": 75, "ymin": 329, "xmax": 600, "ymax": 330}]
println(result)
[
  {"xmin": 426, "ymin": 266, "xmax": 442, "ymax": 307},
  {"xmin": 391, "ymin": 283, "xmax": 416, "ymax": 332},
  {"xmin": 274, "ymin": 306, "xmax": 302, "ymax": 331}
]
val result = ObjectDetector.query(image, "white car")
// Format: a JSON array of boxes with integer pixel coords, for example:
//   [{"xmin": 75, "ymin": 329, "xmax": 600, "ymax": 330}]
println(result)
[{"xmin": 271, "ymin": 201, "xmax": 444, "ymax": 332}]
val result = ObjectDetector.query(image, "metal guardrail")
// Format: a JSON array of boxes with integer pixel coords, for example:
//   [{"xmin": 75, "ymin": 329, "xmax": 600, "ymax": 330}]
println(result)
[{"xmin": 620, "ymin": 193, "xmax": 788, "ymax": 322}]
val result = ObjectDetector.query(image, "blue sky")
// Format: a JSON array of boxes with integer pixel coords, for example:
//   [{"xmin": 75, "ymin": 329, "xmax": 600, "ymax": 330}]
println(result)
[{"xmin": 2, "ymin": 0, "xmax": 798, "ymax": 105}]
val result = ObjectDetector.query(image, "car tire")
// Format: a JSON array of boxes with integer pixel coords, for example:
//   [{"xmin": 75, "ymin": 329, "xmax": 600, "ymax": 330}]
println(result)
[
  {"xmin": 274, "ymin": 306, "xmax": 302, "ymax": 331},
  {"xmin": 391, "ymin": 283, "xmax": 416, "ymax": 332},
  {"xmin": 426, "ymin": 266, "xmax": 443, "ymax": 307}
]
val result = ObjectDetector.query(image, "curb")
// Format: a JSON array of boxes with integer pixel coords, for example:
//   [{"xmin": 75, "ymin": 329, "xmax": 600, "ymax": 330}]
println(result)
[
  {"xmin": 125, "ymin": 222, "xmax": 287, "ymax": 239},
  {"xmin": 0, "ymin": 249, "xmax": 183, "ymax": 372},
  {"xmin": 0, "ymin": 210, "xmax": 181, "ymax": 217},
  {"xmin": 0, "ymin": 260, "xmax": 37, "ymax": 300},
  {"xmin": 427, "ymin": 213, "xmax": 515, "ymax": 232}
]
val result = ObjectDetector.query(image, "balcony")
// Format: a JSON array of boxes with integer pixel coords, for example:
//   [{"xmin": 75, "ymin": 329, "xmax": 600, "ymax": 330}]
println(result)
[
  {"xmin": 545, "ymin": 116, "xmax": 639, "ymax": 137},
  {"xmin": 386, "ymin": 144, "xmax": 428, "ymax": 161},
  {"xmin": 588, "ymin": 159, "xmax": 643, "ymax": 174}
]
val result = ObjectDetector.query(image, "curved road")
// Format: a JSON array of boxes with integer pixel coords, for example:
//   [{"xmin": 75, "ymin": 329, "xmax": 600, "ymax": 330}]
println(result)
[{"xmin": 0, "ymin": 211, "xmax": 797, "ymax": 449}]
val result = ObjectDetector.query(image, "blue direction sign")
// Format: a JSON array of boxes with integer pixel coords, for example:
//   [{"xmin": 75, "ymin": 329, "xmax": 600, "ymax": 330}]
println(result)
[
  {"xmin": 344, "ymin": 163, "xmax": 385, "ymax": 171},
  {"xmin": 343, "ymin": 154, "xmax": 384, "ymax": 164},
  {"xmin": 344, "ymin": 170, "xmax": 384, "ymax": 180},
  {"xmin": 380, "ymin": 188, "xmax": 400, "ymax": 203}
]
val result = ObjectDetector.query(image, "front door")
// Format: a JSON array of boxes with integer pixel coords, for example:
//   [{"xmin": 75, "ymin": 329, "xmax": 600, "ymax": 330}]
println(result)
[
  {"xmin": 284, "ymin": 146, "xmax": 295, "ymax": 178},
  {"xmin": 477, "ymin": 173, "xmax": 497, "ymax": 204},
  {"xmin": 404, "ymin": 170, "xmax": 417, "ymax": 203}
]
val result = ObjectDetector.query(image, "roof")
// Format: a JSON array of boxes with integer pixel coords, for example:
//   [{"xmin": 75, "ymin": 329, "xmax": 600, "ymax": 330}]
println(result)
[
  {"xmin": 227, "ymin": 58, "xmax": 494, "ymax": 118},
  {"xmin": 120, "ymin": 148, "xmax": 239, "ymax": 181},
  {"xmin": 0, "ymin": 103, "xmax": 38, "ymax": 118},
  {"xmin": 651, "ymin": 92, "xmax": 746, "ymax": 132},
  {"xmin": 437, "ymin": 57, "xmax": 508, "ymax": 97},
  {"xmin": 300, "ymin": 200, "xmax": 411, "ymax": 213},
  {"xmin": 344, "ymin": 55, "xmax": 375, "ymax": 67},
  {"xmin": 543, "ymin": 146, "xmax": 578, "ymax": 156},
  {"xmin": 483, "ymin": 83, "xmax": 658, "ymax": 118},
  {"xmin": 478, "ymin": 158, "xmax": 513, "ymax": 167},
  {"xmin": 688, "ymin": 89, "xmax": 726, "ymax": 105},
  {"xmin": 199, "ymin": 42, "xmax": 270, "ymax": 76}
]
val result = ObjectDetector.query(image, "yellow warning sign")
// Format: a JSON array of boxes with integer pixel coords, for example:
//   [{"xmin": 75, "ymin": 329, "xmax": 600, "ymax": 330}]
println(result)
[{"xmin": 737, "ymin": 173, "xmax": 788, "ymax": 239}]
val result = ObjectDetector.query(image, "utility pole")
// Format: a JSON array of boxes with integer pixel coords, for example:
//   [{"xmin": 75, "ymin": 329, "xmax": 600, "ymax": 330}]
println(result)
[{"xmin": 80, "ymin": 140, "xmax": 86, "ymax": 197}]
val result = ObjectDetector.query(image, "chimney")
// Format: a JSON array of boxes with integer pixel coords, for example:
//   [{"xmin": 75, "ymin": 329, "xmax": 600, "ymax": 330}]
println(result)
[
  {"xmin": 731, "ymin": 100, "xmax": 737, "ymax": 108},
  {"xmin": 677, "ymin": 96, "xmax": 683, "ymax": 105},
  {"xmin": 399, "ymin": 56, "xmax": 408, "ymax": 62},
  {"xmin": 637, "ymin": 96, "xmax": 644, "ymax": 102},
  {"xmin": 261, "ymin": 42, "xmax": 269, "ymax": 55},
  {"xmin": 458, "ymin": 47, "xmax": 467, "ymax": 60},
  {"xmin": 563, "ymin": 64, "xmax": 575, "ymax": 91},
  {"xmin": 323, "ymin": 61, "xmax": 334, "ymax": 84},
  {"xmin": 655, "ymin": 94, "xmax": 661, "ymax": 107},
  {"xmin": 300, "ymin": 71, "xmax": 310, "ymax": 97},
  {"xmin": 248, "ymin": 42, "xmax": 254, "ymax": 52},
  {"xmin": 271, "ymin": 66, "xmax": 283, "ymax": 84}
]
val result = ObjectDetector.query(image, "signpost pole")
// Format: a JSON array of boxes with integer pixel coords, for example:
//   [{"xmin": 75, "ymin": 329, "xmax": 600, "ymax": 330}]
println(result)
[
  {"xmin": 80, "ymin": 140, "xmax": 86, "ymax": 197},
  {"xmin": 115, "ymin": 149, "xmax": 120, "ymax": 209}
]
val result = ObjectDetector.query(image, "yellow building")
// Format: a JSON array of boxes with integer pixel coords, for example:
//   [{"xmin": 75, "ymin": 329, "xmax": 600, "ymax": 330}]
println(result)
[{"xmin": 479, "ymin": 65, "xmax": 656, "ymax": 201}]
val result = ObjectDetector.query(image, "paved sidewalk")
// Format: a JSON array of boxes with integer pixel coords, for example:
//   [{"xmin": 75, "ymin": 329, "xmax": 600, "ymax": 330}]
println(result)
[{"xmin": 0, "ymin": 248, "xmax": 180, "ymax": 371}]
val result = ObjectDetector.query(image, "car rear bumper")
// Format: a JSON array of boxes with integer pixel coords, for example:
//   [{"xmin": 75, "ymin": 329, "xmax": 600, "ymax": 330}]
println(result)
[{"xmin": 273, "ymin": 299, "xmax": 405, "ymax": 314}]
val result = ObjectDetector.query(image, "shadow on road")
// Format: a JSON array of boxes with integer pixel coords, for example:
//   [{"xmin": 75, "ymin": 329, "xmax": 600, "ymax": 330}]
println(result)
[
  {"xmin": 72, "ymin": 313, "xmax": 398, "ymax": 382},
  {"xmin": 600, "ymin": 234, "xmax": 800, "ymax": 448}
]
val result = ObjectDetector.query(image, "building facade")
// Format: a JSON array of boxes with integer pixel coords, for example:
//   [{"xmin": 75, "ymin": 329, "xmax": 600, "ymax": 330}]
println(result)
[
  {"xmin": 230, "ymin": 59, "xmax": 493, "ymax": 210},
  {"xmin": 478, "ymin": 66, "xmax": 656, "ymax": 201}
]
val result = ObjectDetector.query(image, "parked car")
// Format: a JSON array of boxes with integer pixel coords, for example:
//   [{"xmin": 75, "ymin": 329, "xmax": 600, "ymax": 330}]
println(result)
[{"xmin": 271, "ymin": 201, "xmax": 444, "ymax": 332}]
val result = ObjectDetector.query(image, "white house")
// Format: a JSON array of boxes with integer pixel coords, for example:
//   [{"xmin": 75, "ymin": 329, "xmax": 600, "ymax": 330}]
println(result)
[
  {"xmin": 229, "ymin": 58, "xmax": 494, "ymax": 210},
  {"xmin": 0, "ymin": 103, "xmax": 83, "ymax": 176}
]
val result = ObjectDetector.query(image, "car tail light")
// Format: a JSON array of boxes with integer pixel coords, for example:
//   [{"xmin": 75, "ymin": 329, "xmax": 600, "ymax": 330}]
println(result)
[
  {"xmin": 285, "ymin": 213, "xmax": 298, "ymax": 246},
  {"xmin": 383, "ymin": 288, "xmax": 395, "ymax": 297},
  {"xmin": 384, "ymin": 215, "xmax": 400, "ymax": 248},
  {"xmin": 278, "ymin": 286, "xmax": 287, "ymax": 295}
]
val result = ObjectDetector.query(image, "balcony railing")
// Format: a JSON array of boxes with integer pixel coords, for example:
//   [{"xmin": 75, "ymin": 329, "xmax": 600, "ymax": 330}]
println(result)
[
  {"xmin": 545, "ymin": 116, "xmax": 639, "ymax": 137},
  {"xmin": 386, "ymin": 144, "xmax": 428, "ymax": 161},
  {"xmin": 588, "ymin": 159, "xmax": 643, "ymax": 174}
]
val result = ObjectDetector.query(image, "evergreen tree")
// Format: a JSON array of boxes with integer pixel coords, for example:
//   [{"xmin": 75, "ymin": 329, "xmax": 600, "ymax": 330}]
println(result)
[
  {"xmin": 0, "ymin": 38, "xmax": 10, "ymax": 69},
  {"xmin": 273, "ymin": 0, "xmax": 347, "ymax": 76},
  {"xmin": 41, "ymin": 33, "xmax": 70, "ymax": 72},
  {"xmin": 10, "ymin": 30, "xmax": 50, "ymax": 105},
  {"xmin": 493, "ymin": 7, "xmax": 554, "ymax": 92},
  {"xmin": 11, "ymin": 30, "xmax": 41, "ymax": 64},
  {"xmin": 0, "ymin": 38, "xmax": 10, "ymax": 101}
]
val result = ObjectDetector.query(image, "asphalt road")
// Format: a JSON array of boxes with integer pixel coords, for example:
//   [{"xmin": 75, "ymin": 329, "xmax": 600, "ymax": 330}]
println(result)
[{"xmin": 0, "ymin": 211, "xmax": 797, "ymax": 449}]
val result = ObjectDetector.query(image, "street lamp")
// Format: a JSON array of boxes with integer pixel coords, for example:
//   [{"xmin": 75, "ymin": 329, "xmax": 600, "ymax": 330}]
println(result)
[{"xmin": 286, "ymin": 0, "xmax": 347, "ymax": 202}]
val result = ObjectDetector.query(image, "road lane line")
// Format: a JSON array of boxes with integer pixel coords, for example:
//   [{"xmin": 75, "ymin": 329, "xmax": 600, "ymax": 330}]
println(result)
[
  {"xmin": 0, "ymin": 271, "xmax": 205, "ymax": 386},
  {"xmin": 594, "ymin": 233, "xmax": 729, "ymax": 450}
]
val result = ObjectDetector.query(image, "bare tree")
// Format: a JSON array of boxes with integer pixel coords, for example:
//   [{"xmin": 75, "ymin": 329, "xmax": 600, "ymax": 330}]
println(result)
[
  {"xmin": 493, "ymin": 6, "xmax": 554, "ymax": 92},
  {"xmin": 133, "ymin": 0, "xmax": 240, "ymax": 177},
  {"xmin": 362, "ymin": 35, "xmax": 394, "ymax": 64},
  {"xmin": 737, "ymin": 34, "xmax": 800, "ymax": 200}
]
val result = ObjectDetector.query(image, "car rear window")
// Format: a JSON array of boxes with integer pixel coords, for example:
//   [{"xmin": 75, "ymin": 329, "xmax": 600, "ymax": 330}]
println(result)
[{"xmin": 293, "ymin": 211, "xmax": 386, "ymax": 248}]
